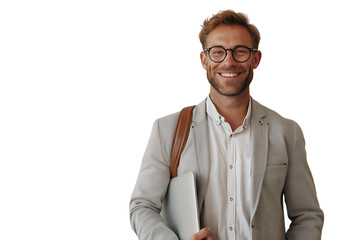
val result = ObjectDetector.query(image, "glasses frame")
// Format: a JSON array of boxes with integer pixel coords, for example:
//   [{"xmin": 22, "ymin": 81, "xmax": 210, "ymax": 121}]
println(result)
[{"xmin": 204, "ymin": 45, "xmax": 258, "ymax": 63}]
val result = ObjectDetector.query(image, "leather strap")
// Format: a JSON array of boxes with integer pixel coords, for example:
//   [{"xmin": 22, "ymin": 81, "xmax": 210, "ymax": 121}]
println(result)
[{"xmin": 170, "ymin": 105, "xmax": 196, "ymax": 178}]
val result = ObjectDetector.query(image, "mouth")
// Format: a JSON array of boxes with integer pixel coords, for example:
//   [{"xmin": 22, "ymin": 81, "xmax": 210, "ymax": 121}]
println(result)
[{"xmin": 219, "ymin": 72, "xmax": 241, "ymax": 78}]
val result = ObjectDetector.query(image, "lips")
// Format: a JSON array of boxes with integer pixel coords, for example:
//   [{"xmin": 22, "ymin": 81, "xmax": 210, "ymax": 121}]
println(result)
[{"xmin": 219, "ymin": 72, "xmax": 241, "ymax": 78}]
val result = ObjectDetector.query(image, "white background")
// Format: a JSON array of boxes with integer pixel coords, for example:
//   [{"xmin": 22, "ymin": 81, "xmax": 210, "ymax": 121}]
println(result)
[{"xmin": 1, "ymin": 0, "xmax": 359, "ymax": 239}]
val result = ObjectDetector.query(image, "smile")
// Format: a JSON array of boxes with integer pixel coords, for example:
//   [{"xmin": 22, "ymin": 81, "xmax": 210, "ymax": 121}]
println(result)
[{"xmin": 219, "ymin": 72, "xmax": 240, "ymax": 78}]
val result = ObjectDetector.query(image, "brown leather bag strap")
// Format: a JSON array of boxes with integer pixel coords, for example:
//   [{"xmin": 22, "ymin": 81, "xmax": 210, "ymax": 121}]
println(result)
[{"xmin": 170, "ymin": 105, "xmax": 196, "ymax": 178}]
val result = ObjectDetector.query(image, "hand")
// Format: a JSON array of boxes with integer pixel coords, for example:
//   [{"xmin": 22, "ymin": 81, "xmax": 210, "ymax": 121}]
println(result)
[{"xmin": 189, "ymin": 227, "xmax": 213, "ymax": 240}]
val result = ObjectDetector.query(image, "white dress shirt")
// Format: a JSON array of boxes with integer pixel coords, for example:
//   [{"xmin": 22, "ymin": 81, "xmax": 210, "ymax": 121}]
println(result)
[{"xmin": 203, "ymin": 96, "xmax": 253, "ymax": 240}]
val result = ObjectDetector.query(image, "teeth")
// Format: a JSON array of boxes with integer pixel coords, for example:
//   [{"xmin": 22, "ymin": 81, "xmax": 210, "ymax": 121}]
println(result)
[{"xmin": 220, "ymin": 73, "xmax": 239, "ymax": 77}]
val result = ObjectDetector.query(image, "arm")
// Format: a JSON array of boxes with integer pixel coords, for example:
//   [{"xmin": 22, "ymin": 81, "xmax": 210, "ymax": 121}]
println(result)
[
  {"xmin": 284, "ymin": 121, "xmax": 324, "ymax": 240},
  {"xmin": 129, "ymin": 119, "xmax": 179, "ymax": 240}
]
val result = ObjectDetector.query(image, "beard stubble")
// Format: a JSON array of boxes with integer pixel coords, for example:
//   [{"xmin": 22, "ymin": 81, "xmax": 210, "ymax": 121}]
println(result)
[{"xmin": 207, "ymin": 65, "xmax": 253, "ymax": 97}]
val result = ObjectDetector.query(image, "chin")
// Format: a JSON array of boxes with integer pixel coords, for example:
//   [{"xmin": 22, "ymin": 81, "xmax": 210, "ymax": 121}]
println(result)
[{"xmin": 207, "ymin": 68, "xmax": 253, "ymax": 97}]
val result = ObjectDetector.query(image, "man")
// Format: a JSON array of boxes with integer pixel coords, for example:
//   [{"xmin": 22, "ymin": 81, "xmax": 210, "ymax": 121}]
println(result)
[{"xmin": 130, "ymin": 10, "xmax": 324, "ymax": 240}]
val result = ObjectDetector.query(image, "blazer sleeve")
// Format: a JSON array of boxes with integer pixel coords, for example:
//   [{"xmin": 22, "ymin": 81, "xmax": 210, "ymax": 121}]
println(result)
[
  {"xmin": 284, "ymin": 121, "xmax": 324, "ymax": 240},
  {"xmin": 129, "ymin": 119, "xmax": 179, "ymax": 240}
]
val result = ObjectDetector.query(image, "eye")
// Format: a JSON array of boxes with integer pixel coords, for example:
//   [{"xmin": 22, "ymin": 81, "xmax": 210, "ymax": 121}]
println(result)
[
  {"xmin": 235, "ymin": 49, "xmax": 246, "ymax": 54},
  {"xmin": 234, "ymin": 48, "xmax": 248, "ymax": 55},
  {"xmin": 211, "ymin": 48, "xmax": 225, "ymax": 55}
]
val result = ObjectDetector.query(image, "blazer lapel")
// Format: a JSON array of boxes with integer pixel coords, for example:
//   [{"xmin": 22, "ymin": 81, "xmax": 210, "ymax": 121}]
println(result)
[
  {"xmin": 191, "ymin": 99, "xmax": 210, "ymax": 213},
  {"xmin": 250, "ymin": 99, "xmax": 269, "ymax": 219}
]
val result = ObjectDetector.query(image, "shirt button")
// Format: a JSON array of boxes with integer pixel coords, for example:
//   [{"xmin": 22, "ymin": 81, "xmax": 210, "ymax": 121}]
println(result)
[
  {"xmin": 229, "ymin": 227, "xmax": 233, "ymax": 231},
  {"xmin": 230, "ymin": 197, "xmax": 234, "ymax": 201},
  {"xmin": 229, "ymin": 165, "xmax": 233, "ymax": 169}
]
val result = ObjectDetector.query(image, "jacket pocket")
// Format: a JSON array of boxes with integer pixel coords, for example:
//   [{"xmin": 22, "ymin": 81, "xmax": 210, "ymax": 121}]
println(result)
[
  {"xmin": 263, "ymin": 165, "xmax": 287, "ymax": 195},
  {"xmin": 265, "ymin": 164, "xmax": 287, "ymax": 173}
]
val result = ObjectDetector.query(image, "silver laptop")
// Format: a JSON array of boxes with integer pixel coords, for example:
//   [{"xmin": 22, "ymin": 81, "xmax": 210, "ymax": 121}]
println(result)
[{"xmin": 161, "ymin": 171, "xmax": 200, "ymax": 240}]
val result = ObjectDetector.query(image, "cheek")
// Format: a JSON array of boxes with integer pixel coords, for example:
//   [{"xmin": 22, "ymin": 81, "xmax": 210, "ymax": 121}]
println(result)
[
  {"xmin": 208, "ymin": 63, "xmax": 220, "ymax": 74},
  {"xmin": 208, "ymin": 66, "xmax": 219, "ymax": 78},
  {"xmin": 243, "ymin": 63, "xmax": 252, "ymax": 73}
]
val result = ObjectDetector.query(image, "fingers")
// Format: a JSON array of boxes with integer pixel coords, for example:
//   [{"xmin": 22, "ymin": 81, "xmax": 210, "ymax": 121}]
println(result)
[{"xmin": 189, "ymin": 227, "xmax": 213, "ymax": 240}]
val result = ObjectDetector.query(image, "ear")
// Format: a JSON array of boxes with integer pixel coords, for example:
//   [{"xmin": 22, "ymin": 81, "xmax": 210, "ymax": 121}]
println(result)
[
  {"xmin": 200, "ymin": 51, "xmax": 208, "ymax": 70},
  {"xmin": 252, "ymin": 50, "xmax": 262, "ymax": 69}
]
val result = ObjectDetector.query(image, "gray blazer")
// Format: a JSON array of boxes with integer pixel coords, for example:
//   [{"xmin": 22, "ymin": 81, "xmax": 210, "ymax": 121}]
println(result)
[{"xmin": 130, "ymin": 98, "xmax": 324, "ymax": 240}]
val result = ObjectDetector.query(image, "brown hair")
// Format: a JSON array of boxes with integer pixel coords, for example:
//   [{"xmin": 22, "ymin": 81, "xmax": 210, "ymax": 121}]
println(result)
[{"xmin": 199, "ymin": 10, "xmax": 261, "ymax": 50}]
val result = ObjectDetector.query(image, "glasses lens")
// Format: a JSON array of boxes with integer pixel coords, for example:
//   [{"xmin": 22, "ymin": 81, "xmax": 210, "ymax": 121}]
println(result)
[
  {"xmin": 233, "ymin": 47, "xmax": 251, "ymax": 62},
  {"xmin": 209, "ymin": 47, "xmax": 226, "ymax": 62}
]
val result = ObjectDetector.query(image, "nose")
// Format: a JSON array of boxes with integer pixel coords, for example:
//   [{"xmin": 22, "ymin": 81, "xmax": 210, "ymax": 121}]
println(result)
[{"xmin": 223, "ymin": 49, "xmax": 237, "ymax": 64}]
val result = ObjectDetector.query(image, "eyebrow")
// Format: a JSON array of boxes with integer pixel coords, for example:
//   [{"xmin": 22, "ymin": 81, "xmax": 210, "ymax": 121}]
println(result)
[{"xmin": 209, "ymin": 44, "xmax": 251, "ymax": 49}]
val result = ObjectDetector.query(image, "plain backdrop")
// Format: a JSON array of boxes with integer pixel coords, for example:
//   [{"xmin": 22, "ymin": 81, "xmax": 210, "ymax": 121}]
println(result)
[{"xmin": 1, "ymin": 0, "xmax": 359, "ymax": 239}]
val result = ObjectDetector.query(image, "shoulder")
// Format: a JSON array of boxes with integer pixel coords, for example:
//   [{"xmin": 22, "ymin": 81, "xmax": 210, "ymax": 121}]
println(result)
[
  {"xmin": 155, "ymin": 98, "xmax": 206, "ymax": 133},
  {"xmin": 252, "ymin": 99, "xmax": 304, "ymax": 142},
  {"xmin": 156, "ymin": 111, "xmax": 180, "ymax": 139},
  {"xmin": 252, "ymin": 98, "xmax": 297, "ymax": 127},
  {"xmin": 252, "ymin": 100, "xmax": 306, "ymax": 157}
]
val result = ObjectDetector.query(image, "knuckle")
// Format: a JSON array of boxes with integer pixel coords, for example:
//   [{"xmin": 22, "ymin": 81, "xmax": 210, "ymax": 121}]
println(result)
[{"xmin": 189, "ymin": 234, "xmax": 199, "ymax": 240}]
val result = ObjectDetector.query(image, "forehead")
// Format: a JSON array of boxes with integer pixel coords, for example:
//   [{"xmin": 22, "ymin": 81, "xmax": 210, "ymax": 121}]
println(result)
[{"xmin": 207, "ymin": 25, "xmax": 253, "ymax": 48}]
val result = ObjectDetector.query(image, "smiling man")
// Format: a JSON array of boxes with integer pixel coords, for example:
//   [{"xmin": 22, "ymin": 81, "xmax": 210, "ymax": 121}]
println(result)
[
  {"xmin": 130, "ymin": 10, "xmax": 324, "ymax": 240},
  {"xmin": 201, "ymin": 25, "xmax": 258, "ymax": 97}
]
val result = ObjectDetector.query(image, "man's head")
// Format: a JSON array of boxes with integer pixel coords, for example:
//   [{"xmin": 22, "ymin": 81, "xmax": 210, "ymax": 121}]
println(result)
[
  {"xmin": 199, "ymin": 10, "xmax": 260, "ymax": 51},
  {"xmin": 199, "ymin": 10, "xmax": 262, "ymax": 98}
]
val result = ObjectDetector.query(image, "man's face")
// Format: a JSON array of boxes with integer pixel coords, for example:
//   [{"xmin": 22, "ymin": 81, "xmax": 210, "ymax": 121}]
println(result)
[{"xmin": 200, "ymin": 25, "xmax": 261, "ymax": 97}]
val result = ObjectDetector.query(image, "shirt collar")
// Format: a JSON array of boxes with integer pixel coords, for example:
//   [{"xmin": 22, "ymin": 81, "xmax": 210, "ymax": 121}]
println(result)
[{"xmin": 206, "ymin": 95, "xmax": 252, "ymax": 130}]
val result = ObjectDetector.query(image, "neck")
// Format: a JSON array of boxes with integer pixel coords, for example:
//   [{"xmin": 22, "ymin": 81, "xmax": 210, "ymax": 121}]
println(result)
[{"xmin": 209, "ymin": 87, "xmax": 250, "ymax": 131}]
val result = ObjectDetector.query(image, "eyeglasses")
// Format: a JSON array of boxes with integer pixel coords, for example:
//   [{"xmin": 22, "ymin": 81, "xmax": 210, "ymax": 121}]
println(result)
[{"xmin": 204, "ymin": 46, "xmax": 258, "ymax": 63}]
